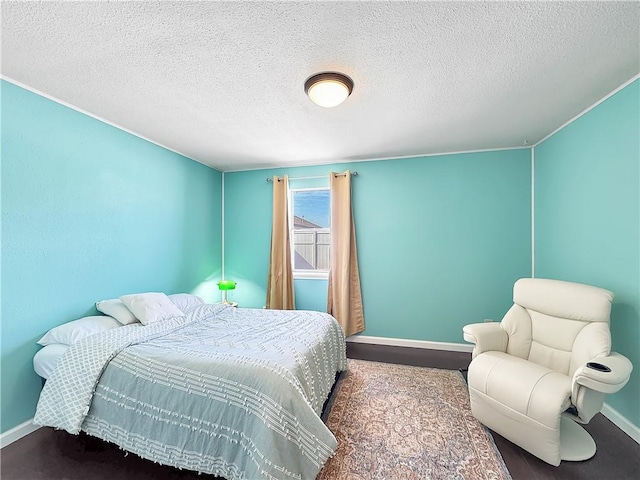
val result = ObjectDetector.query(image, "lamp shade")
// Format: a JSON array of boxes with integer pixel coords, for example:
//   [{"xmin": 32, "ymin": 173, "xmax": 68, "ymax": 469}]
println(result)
[
  {"xmin": 304, "ymin": 72, "xmax": 354, "ymax": 108},
  {"xmin": 217, "ymin": 280, "xmax": 237, "ymax": 291}
]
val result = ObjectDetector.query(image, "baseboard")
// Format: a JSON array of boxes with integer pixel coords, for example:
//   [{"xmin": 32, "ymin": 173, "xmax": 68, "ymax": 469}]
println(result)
[
  {"xmin": 601, "ymin": 403, "xmax": 640, "ymax": 444},
  {"xmin": 0, "ymin": 419, "xmax": 41, "ymax": 449},
  {"xmin": 346, "ymin": 334, "xmax": 474, "ymax": 353}
]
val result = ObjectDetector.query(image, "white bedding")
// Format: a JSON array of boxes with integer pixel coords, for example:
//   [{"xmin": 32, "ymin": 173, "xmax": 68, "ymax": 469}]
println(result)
[
  {"xmin": 33, "ymin": 344, "xmax": 69, "ymax": 379},
  {"xmin": 34, "ymin": 305, "xmax": 347, "ymax": 479}
]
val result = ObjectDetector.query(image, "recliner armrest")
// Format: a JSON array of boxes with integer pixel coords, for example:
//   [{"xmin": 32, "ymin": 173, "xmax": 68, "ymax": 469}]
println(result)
[
  {"xmin": 572, "ymin": 352, "xmax": 633, "ymax": 394},
  {"xmin": 462, "ymin": 322, "xmax": 508, "ymax": 358}
]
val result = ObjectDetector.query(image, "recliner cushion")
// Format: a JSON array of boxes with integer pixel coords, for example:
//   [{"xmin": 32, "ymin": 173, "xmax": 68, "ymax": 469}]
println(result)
[
  {"xmin": 468, "ymin": 351, "xmax": 572, "ymax": 429},
  {"xmin": 513, "ymin": 278, "xmax": 612, "ymax": 323},
  {"xmin": 501, "ymin": 304, "xmax": 532, "ymax": 360}
]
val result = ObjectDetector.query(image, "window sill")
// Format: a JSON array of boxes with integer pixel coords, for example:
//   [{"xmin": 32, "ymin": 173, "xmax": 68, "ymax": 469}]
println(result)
[{"xmin": 293, "ymin": 271, "xmax": 329, "ymax": 280}]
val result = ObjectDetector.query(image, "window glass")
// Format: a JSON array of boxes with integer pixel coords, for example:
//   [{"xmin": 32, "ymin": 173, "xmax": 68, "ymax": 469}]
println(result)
[{"xmin": 290, "ymin": 189, "xmax": 330, "ymax": 273}]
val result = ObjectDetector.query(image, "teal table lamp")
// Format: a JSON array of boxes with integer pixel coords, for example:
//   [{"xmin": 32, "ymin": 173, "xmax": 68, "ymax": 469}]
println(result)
[{"xmin": 218, "ymin": 280, "xmax": 237, "ymax": 304}]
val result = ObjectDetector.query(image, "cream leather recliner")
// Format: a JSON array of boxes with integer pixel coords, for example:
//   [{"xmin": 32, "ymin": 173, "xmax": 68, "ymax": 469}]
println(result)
[{"xmin": 463, "ymin": 278, "xmax": 633, "ymax": 466}]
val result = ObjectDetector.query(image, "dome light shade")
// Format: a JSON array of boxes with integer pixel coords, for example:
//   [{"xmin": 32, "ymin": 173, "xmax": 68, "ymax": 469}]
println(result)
[{"xmin": 304, "ymin": 72, "xmax": 354, "ymax": 108}]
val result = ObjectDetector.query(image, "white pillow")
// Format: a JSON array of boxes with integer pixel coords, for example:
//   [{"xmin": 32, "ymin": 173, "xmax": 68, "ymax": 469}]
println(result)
[
  {"xmin": 96, "ymin": 298, "xmax": 139, "ymax": 325},
  {"xmin": 120, "ymin": 292, "xmax": 183, "ymax": 325},
  {"xmin": 168, "ymin": 293, "xmax": 205, "ymax": 313},
  {"xmin": 38, "ymin": 315, "xmax": 121, "ymax": 346}
]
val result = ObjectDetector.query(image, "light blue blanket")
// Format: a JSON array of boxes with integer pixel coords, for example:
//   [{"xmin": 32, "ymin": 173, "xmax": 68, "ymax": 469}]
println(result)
[{"xmin": 34, "ymin": 304, "xmax": 347, "ymax": 479}]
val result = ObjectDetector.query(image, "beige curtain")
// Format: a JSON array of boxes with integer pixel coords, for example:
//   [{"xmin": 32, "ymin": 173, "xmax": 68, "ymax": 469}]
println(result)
[
  {"xmin": 266, "ymin": 175, "xmax": 295, "ymax": 309},
  {"xmin": 327, "ymin": 171, "xmax": 365, "ymax": 336}
]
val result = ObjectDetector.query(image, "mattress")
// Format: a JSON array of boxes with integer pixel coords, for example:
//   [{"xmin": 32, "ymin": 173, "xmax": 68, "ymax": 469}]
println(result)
[{"xmin": 33, "ymin": 344, "xmax": 69, "ymax": 379}]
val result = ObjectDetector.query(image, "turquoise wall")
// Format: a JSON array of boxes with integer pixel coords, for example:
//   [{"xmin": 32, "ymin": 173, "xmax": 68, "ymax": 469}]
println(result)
[
  {"xmin": 0, "ymin": 81, "xmax": 223, "ymax": 433},
  {"xmin": 224, "ymin": 149, "xmax": 532, "ymax": 341},
  {"xmin": 535, "ymin": 79, "xmax": 640, "ymax": 426}
]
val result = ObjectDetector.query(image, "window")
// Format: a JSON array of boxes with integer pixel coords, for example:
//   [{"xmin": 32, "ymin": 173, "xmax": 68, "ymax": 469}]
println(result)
[{"xmin": 289, "ymin": 188, "xmax": 330, "ymax": 278}]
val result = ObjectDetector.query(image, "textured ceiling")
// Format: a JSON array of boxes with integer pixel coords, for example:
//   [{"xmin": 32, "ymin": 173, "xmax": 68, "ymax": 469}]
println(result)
[{"xmin": 2, "ymin": 1, "xmax": 639, "ymax": 171}]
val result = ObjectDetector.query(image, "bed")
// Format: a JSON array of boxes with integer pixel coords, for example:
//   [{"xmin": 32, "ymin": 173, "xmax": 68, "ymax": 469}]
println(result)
[{"xmin": 34, "ymin": 303, "xmax": 347, "ymax": 480}]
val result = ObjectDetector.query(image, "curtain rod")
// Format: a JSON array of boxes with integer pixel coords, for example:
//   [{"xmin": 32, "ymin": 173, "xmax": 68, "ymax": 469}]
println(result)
[{"xmin": 265, "ymin": 171, "xmax": 358, "ymax": 183}]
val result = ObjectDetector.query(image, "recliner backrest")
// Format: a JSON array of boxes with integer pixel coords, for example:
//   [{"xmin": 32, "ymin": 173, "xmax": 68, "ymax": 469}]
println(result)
[{"xmin": 501, "ymin": 278, "xmax": 613, "ymax": 376}]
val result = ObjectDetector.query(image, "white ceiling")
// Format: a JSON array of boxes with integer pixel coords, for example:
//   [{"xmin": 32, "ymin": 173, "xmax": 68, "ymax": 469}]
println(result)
[{"xmin": 2, "ymin": 1, "xmax": 639, "ymax": 172}]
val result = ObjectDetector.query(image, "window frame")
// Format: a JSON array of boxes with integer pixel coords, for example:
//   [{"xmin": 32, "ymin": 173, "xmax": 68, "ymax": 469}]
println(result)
[{"xmin": 288, "ymin": 187, "xmax": 331, "ymax": 280}]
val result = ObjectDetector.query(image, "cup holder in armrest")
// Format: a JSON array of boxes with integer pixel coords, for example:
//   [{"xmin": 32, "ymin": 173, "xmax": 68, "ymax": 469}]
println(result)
[{"xmin": 587, "ymin": 362, "xmax": 611, "ymax": 373}]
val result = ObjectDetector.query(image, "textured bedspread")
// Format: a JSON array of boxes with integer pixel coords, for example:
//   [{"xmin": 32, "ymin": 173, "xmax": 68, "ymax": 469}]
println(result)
[{"xmin": 34, "ymin": 304, "xmax": 347, "ymax": 480}]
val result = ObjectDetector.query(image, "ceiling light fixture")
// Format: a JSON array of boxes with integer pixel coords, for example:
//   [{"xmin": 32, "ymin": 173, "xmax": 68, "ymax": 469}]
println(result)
[{"xmin": 304, "ymin": 72, "xmax": 354, "ymax": 108}]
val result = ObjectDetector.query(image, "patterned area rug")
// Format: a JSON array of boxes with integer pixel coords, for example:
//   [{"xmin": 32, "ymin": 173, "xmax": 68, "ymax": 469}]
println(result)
[{"xmin": 318, "ymin": 359, "xmax": 512, "ymax": 480}]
